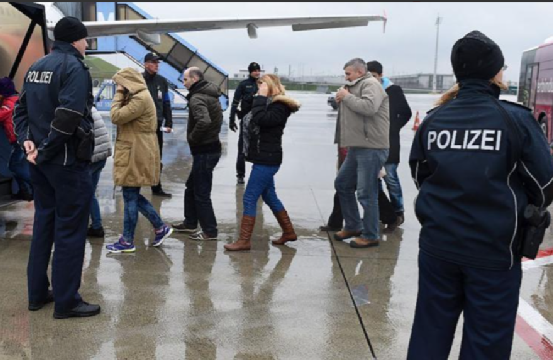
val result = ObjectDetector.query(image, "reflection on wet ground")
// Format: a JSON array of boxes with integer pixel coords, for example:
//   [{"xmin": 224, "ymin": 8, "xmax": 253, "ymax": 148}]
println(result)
[{"xmin": 0, "ymin": 93, "xmax": 546, "ymax": 359}]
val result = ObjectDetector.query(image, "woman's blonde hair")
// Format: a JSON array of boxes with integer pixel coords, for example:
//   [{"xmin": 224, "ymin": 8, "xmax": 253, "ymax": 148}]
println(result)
[
  {"xmin": 259, "ymin": 74, "xmax": 286, "ymax": 97},
  {"xmin": 435, "ymin": 77, "xmax": 509, "ymax": 106}
]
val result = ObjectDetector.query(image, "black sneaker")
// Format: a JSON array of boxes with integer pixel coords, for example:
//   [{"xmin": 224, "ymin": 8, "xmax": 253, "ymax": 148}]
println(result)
[
  {"xmin": 319, "ymin": 225, "xmax": 342, "ymax": 232},
  {"xmin": 87, "ymin": 226, "xmax": 105, "ymax": 238},
  {"xmin": 53, "ymin": 301, "xmax": 101, "ymax": 319},
  {"xmin": 237, "ymin": 176, "xmax": 245, "ymax": 185},
  {"xmin": 152, "ymin": 189, "xmax": 172, "ymax": 198},
  {"xmin": 172, "ymin": 222, "xmax": 199, "ymax": 234},
  {"xmin": 28, "ymin": 290, "xmax": 54, "ymax": 311}
]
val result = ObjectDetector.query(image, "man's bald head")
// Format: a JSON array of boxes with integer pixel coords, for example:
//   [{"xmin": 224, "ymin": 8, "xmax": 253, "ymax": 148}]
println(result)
[{"xmin": 183, "ymin": 67, "xmax": 203, "ymax": 89}]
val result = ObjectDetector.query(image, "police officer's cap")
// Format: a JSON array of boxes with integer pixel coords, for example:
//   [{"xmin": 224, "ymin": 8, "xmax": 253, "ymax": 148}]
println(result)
[
  {"xmin": 144, "ymin": 52, "xmax": 161, "ymax": 63},
  {"xmin": 54, "ymin": 16, "xmax": 88, "ymax": 43},
  {"xmin": 451, "ymin": 30, "xmax": 504, "ymax": 81},
  {"xmin": 248, "ymin": 62, "xmax": 261, "ymax": 73}
]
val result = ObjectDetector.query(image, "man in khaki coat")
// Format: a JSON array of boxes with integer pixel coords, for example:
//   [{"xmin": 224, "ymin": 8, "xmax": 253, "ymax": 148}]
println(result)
[{"xmin": 333, "ymin": 58, "xmax": 390, "ymax": 248}]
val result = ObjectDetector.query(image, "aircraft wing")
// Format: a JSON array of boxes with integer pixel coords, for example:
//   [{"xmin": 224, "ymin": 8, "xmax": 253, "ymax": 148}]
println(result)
[{"xmin": 47, "ymin": 15, "xmax": 386, "ymax": 39}]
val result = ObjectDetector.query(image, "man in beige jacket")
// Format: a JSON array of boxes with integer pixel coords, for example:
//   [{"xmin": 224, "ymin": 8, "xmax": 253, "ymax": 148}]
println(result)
[{"xmin": 333, "ymin": 58, "xmax": 390, "ymax": 248}]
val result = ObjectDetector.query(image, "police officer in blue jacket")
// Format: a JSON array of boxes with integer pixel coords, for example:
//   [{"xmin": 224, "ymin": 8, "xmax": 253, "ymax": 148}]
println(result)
[
  {"xmin": 408, "ymin": 31, "xmax": 553, "ymax": 359},
  {"xmin": 13, "ymin": 17, "xmax": 100, "ymax": 319}
]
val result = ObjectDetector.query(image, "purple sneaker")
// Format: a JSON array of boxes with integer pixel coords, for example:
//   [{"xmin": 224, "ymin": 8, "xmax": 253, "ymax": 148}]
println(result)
[
  {"xmin": 106, "ymin": 236, "xmax": 135, "ymax": 254},
  {"xmin": 153, "ymin": 225, "xmax": 173, "ymax": 247}
]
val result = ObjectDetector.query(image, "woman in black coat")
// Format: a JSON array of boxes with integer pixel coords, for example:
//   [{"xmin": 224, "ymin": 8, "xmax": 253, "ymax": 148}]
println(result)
[{"xmin": 225, "ymin": 74, "xmax": 301, "ymax": 251}]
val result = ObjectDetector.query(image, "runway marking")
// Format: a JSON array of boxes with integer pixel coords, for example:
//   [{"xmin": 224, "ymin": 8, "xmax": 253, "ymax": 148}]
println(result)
[{"xmin": 517, "ymin": 247, "xmax": 553, "ymax": 359}]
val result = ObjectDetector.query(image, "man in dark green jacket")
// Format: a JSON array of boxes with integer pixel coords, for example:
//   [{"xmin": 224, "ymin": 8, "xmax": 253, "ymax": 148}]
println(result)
[{"xmin": 173, "ymin": 67, "xmax": 223, "ymax": 241}]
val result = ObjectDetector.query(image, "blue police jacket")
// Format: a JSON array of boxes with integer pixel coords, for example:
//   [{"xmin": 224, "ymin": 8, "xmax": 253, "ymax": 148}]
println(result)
[
  {"xmin": 13, "ymin": 41, "xmax": 94, "ymax": 166},
  {"xmin": 410, "ymin": 80, "xmax": 553, "ymax": 270}
]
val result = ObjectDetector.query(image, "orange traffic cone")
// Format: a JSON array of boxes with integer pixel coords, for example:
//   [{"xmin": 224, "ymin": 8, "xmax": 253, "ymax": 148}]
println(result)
[{"xmin": 412, "ymin": 111, "xmax": 420, "ymax": 131}]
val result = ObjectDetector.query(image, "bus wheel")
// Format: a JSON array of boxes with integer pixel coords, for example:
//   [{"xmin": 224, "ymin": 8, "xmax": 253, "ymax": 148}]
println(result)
[{"xmin": 540, "ymin": 116, "xmax": 548, "ymax": 136}]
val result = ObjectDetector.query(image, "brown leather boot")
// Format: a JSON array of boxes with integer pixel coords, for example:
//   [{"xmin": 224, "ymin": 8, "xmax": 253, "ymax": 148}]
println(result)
[
  {"xmin": 272, "ymin": 210, "xmax": 297, "ymax": 245},
  {"xmin": 224, "ymin": 215, "xmax": 256, "ymax": 251}
]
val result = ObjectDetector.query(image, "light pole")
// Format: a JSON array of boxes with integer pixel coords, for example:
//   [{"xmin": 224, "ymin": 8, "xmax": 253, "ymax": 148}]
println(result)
[{"xmin": 433, "ymin": 15, "xmax": 443, "ymax": 93}]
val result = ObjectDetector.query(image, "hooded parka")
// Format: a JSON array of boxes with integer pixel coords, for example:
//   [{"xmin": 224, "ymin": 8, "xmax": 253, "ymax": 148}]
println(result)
[{"xmin": 111, "ymin": 68, "xmax": 160, "ymax": 187}]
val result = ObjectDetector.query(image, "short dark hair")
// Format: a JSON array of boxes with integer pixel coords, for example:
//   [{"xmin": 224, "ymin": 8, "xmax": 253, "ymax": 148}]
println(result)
[
  {"xmin": 189, "ymin": 68, "xmax": 204, "ymax": 81},
  {"xmin": 366, "ymin": 61, "xmax": 383, "ymax": 75}
]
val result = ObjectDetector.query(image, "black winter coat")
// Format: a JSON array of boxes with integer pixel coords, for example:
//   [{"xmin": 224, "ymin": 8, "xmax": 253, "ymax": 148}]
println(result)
[
  {"xmin": 386, "ymin": 84, "xmax": 412, "ymax": 164},
  {"xmin": 245, "ymin": 95, "xmax": 300, "ymax": 165}
]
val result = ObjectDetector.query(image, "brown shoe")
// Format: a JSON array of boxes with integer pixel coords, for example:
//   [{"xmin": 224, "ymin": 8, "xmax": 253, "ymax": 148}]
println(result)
[
  {"xmin": 224, "ymin": 215, "xmax": 256, "ymax": 251},
  {"xmin": 272, "ymin": 210, "xmax": 297, "ymax": 245},
  {"xmin": 333, "ymin": 229, "xmax": 362, "ymax": 241},
  {"xmin": 350, "ymin": 238, "xmax": 379, "ymax": 248}
]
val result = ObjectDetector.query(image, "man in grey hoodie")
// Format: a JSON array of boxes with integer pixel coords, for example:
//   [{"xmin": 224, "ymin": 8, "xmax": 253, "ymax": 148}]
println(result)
[{"xmin": 333, "ymin": 58, "xmax": 390, "ymax": 248}]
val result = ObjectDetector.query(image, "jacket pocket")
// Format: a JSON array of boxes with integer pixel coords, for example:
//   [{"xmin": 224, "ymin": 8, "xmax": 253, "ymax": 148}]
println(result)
[{"xmin": 114, "ymin": 141, "xmax": 132, "ymax": 167}]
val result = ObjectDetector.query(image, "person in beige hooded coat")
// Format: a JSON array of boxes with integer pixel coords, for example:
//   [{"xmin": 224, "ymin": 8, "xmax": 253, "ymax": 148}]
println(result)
[{"xmin": 106, "ymin": 68, "xmax": 173, "ymax": 254}]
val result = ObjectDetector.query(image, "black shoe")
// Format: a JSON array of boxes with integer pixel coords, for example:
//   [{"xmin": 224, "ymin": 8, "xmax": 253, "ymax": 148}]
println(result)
[
  {"xmin": 11, "ymin": 192, "xmax": 33, "ymax": 202},
  {"xmin": 152, "ymin": 189, "xmax": 172, "ymax": 198},
  {"xmin": 87, "ymin": 226, "xmax": 105, "ymax": 238},
  {"xmin": 319, "ymin": 225, "xmax": 342, "ymax": 232},
  {"xmin": 237, "ymin": 176, "xmax": 245, "ymax": 185},
  {"xmin": 384, "ymin": 214, "xmax": 404, "ymax": 234},
  {"xmin": 53, "ymin": 301, "xmax": 101, "ymax": 319},
  {"xmin": 172, "ymin": 222, "xmax": 199, "ymax": 234},
  {"xmin": 28, "ymin": 290, "xmax": 54, "ymax": 311}
]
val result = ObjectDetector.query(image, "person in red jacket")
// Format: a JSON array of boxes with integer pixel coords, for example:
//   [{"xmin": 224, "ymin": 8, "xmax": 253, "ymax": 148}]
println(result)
[{"xmin": 0, "ymin": 77, "xmax": 33, "ymax": 201}]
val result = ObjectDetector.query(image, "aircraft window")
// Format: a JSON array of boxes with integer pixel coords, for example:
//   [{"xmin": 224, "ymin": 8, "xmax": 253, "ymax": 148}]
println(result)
[{"xmin": 0, "ymin": 3, "xmax": 46, "ymax": 91}]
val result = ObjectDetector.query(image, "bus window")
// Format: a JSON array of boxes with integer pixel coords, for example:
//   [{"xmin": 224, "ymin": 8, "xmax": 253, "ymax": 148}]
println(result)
[{"xmin": 529, "ymin": 64, "xmax": 539, "ymax": 109}]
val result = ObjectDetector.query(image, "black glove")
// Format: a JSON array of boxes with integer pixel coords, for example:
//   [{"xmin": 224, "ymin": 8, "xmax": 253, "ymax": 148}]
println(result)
[{"xmin": 229, "ymin": 118, "xmax": 238, "ymax": 132}]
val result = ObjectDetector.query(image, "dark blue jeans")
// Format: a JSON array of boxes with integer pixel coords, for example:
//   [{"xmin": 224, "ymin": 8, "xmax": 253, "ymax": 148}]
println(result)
[
  {"xmin": 407, "ymin": 251, "xmax": 522, "ymax": 360},
  {"xmin": 381, "ymin": 163, "xmax": 404, "ymax": 214},
  {"xmin": 9, "ymin": 145, "xmax": 32, "ymax": 194},
  {"xmin": 122, "ymin": 187, "xmax": 164, "ymax": 241},
  {"xmin": 89, "ymin": 159, "xmax": 106, "ymax": 229},
  {"xmin": 335, "ymin": 148, "xmax": 388, "ymax": 240},
  {"xmin": 28, "ymin": 161, "xmax": 92, "ymax": 313},
  {"xmin": 243, "ymin": 164, "xmax": 284, "ymax": 217},
  {"xmin": 184, "ymin": 152, "xmax": 221, "ymax": 236}
]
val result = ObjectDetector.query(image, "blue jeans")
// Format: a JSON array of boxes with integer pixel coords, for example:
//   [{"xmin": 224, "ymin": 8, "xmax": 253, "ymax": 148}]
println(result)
[
  {"xmin": 335, "ymin": 148, "xmax": 388, "ymax": 239},
  {"xmin": 184, "ymin": 152, "xmax": 221, "ymax": 236},
  {"xmin": 9, "ymin": 145, "xmax": 32, "ymax": 194},
  {"xmin": 89, "ymin": 159, "xmax": 106, "ymax": 229},
  {"xmin": 381, "ymin": 163, "xmax": 404, "ymax": 214},
  {"xmin": 122, "ymin": 187, "xmax": 164, "ymax": 241},
  {"xmin": 243, "ymin": 164, "xmax": 284, "ymax": 216}
]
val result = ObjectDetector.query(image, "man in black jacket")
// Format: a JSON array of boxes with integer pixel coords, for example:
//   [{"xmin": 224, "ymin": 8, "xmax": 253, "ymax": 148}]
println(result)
[
  {"xmin": 143, "ymin": 52, "xmax": 173, "ymax": 197},
  {"xmin": 367, "ymin": 61, "xmax": 412, "ymax": 231},
  {"xmin": 13, "ymin": 16, "xmax": 100, "ymax": 319},
  {"xmin": 173, "ymin": 67, "xmax": 223, "ymax": 240},
  {"xmin": 229, "ymin": 62, "xmax": 260, "ymax": 184}
]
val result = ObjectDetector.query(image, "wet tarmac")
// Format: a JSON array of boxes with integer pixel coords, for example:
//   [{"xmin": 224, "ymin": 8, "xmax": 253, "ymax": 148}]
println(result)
[{"xmin": 0, "ymin": 92, "xmax": 551, "ymax": 359}]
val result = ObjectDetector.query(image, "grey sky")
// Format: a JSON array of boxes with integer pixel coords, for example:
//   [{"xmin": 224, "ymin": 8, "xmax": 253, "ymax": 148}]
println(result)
[{"xmin": 135, "ymin": 2, "xmax": 552, "ymax": 83}]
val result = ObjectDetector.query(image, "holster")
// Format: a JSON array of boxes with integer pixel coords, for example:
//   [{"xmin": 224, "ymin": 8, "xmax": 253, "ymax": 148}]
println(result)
[{"xmin": 520, "ymin": 205, "xmax": 551, "ymax": 259}]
